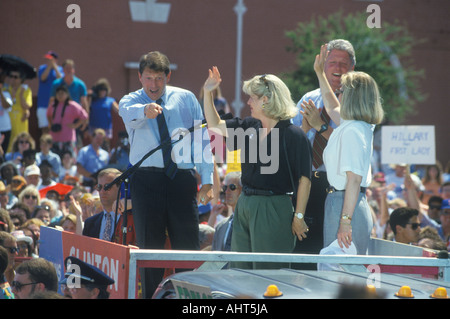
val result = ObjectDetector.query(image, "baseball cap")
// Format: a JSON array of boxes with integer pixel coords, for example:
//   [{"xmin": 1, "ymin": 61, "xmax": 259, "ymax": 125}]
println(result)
[
  {"xmin": 442, "ymin": 199, "xmax": 450, "ymax": 210},
  {"xmin": 11, "ymin": 230, "xmax": 33, "ymax": 246},
  {"xmin": 198, "ymin": 203, "xmax": 212, "ymax": 215},
  {"xmin": 44, "ymin": 50, "xmax": 58, "ymax": 59},
  {"xmin": 24, "ymin": 164, "xmax": 40, "ymax": 177},
  {"xmin": 11, "ymin": 175, "xmax": 27, "ymax": 192}
]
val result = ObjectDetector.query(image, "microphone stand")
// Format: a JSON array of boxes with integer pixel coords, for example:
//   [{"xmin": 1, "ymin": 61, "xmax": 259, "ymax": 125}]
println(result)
[
  {"xmin": 104, "ymin": 113, "xmax": 232, "ymax": 245},
  {"xmin": 106, "ymin": 134, "xmax": 183, "ymax": 245}
]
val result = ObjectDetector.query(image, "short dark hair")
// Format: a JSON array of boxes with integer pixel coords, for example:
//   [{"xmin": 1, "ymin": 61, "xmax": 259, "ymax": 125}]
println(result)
[
  {"xmin": 139, "ymin": 51, "xmax": 170, "ymax": 75},
  {"xmin": 10, "ymin": 202, "xmax": 31, "ymax": 220},
  {"xmin": 39, "ymin": 159, "xmax": 53, "ymax": 170},
  {"xmin": 83, "ymin": 284, "xmax": 110, "ymax": 299},
  {"xmin": 389, "ymin": 207, "xmax": 419, "ymax": 235},
  {"xmin": 428, "ymin": 195, "xmax": 443, "ymax": 206},
  {"xmin": 15, "ymin": 258, "xmax": 58, "ymax": 292},
  {"xmin": 22, "ymin": 149, "xmax": 36, "ymax": 160}
]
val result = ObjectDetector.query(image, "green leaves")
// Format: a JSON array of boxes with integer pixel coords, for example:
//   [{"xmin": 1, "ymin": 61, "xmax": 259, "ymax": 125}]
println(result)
[{"xmin": 282, "ymin": 11, "xmax": 426, "ymax": 124}]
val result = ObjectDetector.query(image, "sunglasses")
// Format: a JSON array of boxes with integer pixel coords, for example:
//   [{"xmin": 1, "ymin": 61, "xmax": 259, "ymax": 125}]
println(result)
[
  {"xmin": 429, "ymin": 205, "xmax": 441, "ymax": 210},
  {"xmin": 222, "ymin": 184, "xmax": 238, "ymax": 192},
  {"xmin": 95, "ymin": 184, "xmax": 111, "ymax": 192},
  {"xmin": 406, "ymin": 222, "xmax": 420, "ymax": 230},
  {"xmin": 260, "ymin": 74, "xmax": 270, "ymax": 92},
  {"xmin": 19, "ymin": 140, "xmax": 30, "ymax": 144},
  {"xmin": 11, "ymin": 281, "xmax": 40, "ymax": 292},
  {"xmin": 24, "ymin": 194, "xmax": 38, "ymax": 200}
]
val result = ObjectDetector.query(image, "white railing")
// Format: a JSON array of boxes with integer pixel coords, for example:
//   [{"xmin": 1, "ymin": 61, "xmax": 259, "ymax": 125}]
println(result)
[{"xmin": 127, "ymin": 249, "xmax": 450, "ymax": 299}]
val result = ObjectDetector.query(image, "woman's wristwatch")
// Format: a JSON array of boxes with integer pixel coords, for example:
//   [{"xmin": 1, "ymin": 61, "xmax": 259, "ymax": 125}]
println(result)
[{"xmin": 318, "ymin": 123, "xmax": 328, "ymax": 134}]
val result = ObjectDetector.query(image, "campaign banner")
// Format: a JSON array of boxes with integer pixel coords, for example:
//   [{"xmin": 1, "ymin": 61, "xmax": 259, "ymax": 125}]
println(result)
[
  {"xmin": 381, "ymin": 125, "xmax": 435, "ymax": 165},
  {"xmin": 39, "ymin": 226, "xmax": 65, "ymax": 293},
  {"xmin": 40, "ymin": 226, "xmax": 131, "ymax": 299}
]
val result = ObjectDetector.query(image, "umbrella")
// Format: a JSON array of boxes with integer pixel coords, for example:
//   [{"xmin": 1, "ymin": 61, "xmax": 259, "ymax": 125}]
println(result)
[
  {"xmin": 39, "ymin": 183, "xmax": 74, "ymax": 200},
  {"xmin": 0, "ymin": 54, "xmax": 37, "ymax": 79}
]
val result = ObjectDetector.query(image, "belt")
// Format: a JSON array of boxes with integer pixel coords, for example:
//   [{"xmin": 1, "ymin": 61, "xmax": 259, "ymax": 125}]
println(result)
[
  {"xmin": 139, "ymin": 167, "xmax": 191, "ymax": 173},
  {"xmin": 326, "ymin": 186, "xmax": 367, "ymax": 194},
  {"xmin": 313, "ymin": 171, "xmax": 327, "ymax": 179},
  {"xmin": 139, "ymin": 167, "xmax": 165, "ymax": 173},
  {"xmin": 243, "ymin": 186, "xmax": 287, "ymax": 196}
]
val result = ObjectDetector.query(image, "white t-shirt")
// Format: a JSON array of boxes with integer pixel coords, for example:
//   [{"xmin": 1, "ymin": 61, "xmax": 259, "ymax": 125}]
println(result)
[{"xmin": 323, "ymin": 119, "xmax": 375, "ymax": 190}]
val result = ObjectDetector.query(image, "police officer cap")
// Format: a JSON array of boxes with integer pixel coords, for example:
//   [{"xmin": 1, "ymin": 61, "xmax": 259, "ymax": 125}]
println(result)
[{"xmin": 61, "ymin": 256, "xmax": 115, "ymax": 287}]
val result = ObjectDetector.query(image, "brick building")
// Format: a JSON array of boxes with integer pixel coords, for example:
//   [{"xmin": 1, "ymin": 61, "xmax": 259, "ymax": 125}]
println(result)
[{"xmin": 1, "ymin": 0, "xmax": 449, "ymax": 166}]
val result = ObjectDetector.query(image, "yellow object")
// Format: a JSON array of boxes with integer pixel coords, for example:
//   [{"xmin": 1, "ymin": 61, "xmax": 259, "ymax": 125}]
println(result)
[
  {"xmin": 263, "ymin": 284, "xmax": 283, "ymax": 298},
  {"xmin": 395, "ymin": 285, "xmax": 414, "ymax": 298},
  {"xmin": 430, "ymin": 287, "xmax": 449, "ymax": 299},
  {"xmin": 4, "ymin": 85, "xmax": 33, "ymax": 153},
  {"xmin": 80, "ymin": 193, "xmax": 92, "ymax": 204},
  {"xmin": 226, "ymin": 150, "xmax": 241, "ymax": 173},
  {"xmin": 366, "ymin": 284, "xmax": 377, "ymax": 294}
]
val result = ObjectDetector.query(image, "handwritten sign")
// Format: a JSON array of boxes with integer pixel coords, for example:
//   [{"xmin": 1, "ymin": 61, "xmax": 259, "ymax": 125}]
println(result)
[{"xmin": 381, "ymin": 125, "xmax": 435, "ymax": 165}]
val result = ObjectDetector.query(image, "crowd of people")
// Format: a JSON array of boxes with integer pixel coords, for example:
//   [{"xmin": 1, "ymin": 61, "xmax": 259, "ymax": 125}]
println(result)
[
  {"xmin": 0, "ymin": 44, "xmax": 449, "ymax": 299},
  {"xmin": 0, "ymin": 50, "xmax": 126, "ymax": 299}
]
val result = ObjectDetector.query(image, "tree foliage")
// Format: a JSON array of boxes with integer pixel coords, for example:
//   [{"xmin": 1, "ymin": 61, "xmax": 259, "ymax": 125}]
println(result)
[{"xmin": 282, "ymin": 11, "xmax": 426, "ymax": 124}]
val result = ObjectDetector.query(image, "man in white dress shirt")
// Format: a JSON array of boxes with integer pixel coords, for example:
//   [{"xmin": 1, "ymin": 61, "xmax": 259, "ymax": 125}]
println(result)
[{"xmin": 291, "ymin": 39, "xmax": 356, "ymax": 266}]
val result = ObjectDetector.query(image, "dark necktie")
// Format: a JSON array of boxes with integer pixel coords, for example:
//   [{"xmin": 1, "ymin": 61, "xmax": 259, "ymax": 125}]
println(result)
[
  {"xmin": 156, "ymin": 98, "xmax": 178, "ymax": 179},
  {"xmin": 224, "ymin": 215, "xmax": 233, "ymax": 251},
  {"xmin": 312, "ymin": 106, "xmax": 331, "ymax": 169},
  {"xmin": 102, "ymin": 212, "xmax": 112, "ymax": 241}
]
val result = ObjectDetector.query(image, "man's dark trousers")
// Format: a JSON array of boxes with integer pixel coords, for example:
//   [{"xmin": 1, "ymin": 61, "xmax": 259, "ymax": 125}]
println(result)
[
  {"xmin": 131, "ymin": 167, "xmax": 200, "ymax": 298},
  {"xmin": 292, "ymin": 171, "xmax": 329, "ymax": 270}
]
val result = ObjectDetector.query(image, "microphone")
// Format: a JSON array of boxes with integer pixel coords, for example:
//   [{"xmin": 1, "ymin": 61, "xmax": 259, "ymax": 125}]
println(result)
[
  {"xmin": 180, "ymin": 112, "xmax": 233, "ymax": 136},
  {"xmin": 104, "ymin": 112, "xmax": 234, "ymax": 191},
  {"xmin": 219, "ymin": 112, "xmax": 234, "ymax": 121}
]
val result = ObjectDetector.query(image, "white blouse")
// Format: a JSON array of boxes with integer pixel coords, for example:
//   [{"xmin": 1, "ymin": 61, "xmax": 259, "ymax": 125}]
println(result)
[{"xmin": 323, "ymin": 119, "xmax": 375, "ymax": 190}]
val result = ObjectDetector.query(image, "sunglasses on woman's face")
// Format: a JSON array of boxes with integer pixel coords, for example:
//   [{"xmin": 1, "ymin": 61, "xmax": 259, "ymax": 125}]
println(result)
[
  {"xmin": 222, "ymin": 184, "xmax": 238, "ymax": 192},
  {"xmin": 24, "ymin": 194, "xmax": 38, "ymax": 200}
]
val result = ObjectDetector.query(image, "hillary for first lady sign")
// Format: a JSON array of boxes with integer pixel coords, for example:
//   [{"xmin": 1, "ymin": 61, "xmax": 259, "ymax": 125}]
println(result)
[{"xmin": 381, "ymin": 125, "xmax": 436, "ymax": 165}]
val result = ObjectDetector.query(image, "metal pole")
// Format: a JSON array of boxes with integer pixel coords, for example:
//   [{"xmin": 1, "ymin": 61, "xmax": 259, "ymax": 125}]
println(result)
[
  {"xmin": 231, "ymin": 0, "xmax": 246, "ymax": 117},
  {"xmin": 127, "ymin": 249, "xmax": 450, "ymax": 298}
]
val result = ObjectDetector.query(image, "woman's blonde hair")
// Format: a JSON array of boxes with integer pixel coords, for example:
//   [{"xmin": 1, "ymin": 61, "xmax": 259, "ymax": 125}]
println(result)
[
  {"xmin": 340, "ymin": 71, "xmax": 384, "ymax": 124},
  {"xmin": 59, "ymin": 213, "xmax": 77, "ymax": 226},
  {"xmin": 243, "ymin": 74, "xmax": 297, "ymax": 120},
  {"xmin": 21, "ymin": 218, "xmax": 46, "ymax": 229},
  {"xmin": 18, "ymin": 185, "xmax": 41, "ymax": 205},
  {"xmin": 12, "ymin": 132, "xmax": 36, "ymax": 153}
]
